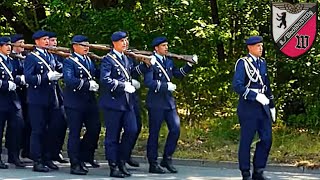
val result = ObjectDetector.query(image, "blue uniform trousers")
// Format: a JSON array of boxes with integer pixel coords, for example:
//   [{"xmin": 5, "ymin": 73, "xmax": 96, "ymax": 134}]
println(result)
[
  {"xmin": 147, "ymin": 108, "xmax": 180, "ymax": 163},
  {"xmin": 128, "ymin": 96, "xmax": 142, "ymax": 156},
  {"xmin": 49, "ymin": 106, "xmax": 67, "ymax": 159},
  {"xmin": 237, "ymin": 100, "xmax": 272, "ymax": 171},
  {"xmin": 28, "ymin": 104, "xmax": 61, "ymax": 161},
  {"xmin": 103, "ymin": 108, "xmax": 137, "ymax": 164},
  {"xmin": 65, "ymin": 106, "xmax": 101, "ymax": 164},
  {"xmin": 0, "ymin": 108, "xmax": 24, "ymax": 157}
]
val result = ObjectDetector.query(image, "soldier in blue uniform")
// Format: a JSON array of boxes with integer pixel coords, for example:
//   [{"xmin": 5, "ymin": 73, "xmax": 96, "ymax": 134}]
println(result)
[
  {"xmin": 144, "ymin": 36, "xmax": 196, "ymax": 174},
  {"xmin": 5, "ymin": 34, "xmax": 27, "ymax": 167},
  {"xmin": 99, "ymin": 31, "xmax": 146, "ymax": 178},
  {"xmin": 63, "ymin": 35, "xmax": 101, "ymax": 175},
  {"xmin": 232, "ymin": 36, "xmax": 275, "ymax": 180},
  {"xmin": 125, "ymin": 37, "xmax": 143, "ymax": 168},
  {"xmin": 24, "ymin": 30, "xmax": 63, "ymax": 172},
  {"xmin": 0, "ymin": 36, "xmax": 24, "ymax": 169},
  {"xmin": 47, "ymin": 31, "xmax": 68, "ymax": 164}
]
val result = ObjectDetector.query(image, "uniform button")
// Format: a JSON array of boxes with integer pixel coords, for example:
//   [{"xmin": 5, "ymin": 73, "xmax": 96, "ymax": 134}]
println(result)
[
  {"xmin": 34, "ymin": 86, "xmax": 37, "ymax": 88},
  {"xmin": 49, "ymin": 82, "xmax": 51, "ymax": 85},
  {"xmin": 73, "ymin": 89, "xmax": 76, "ymax": 92}
]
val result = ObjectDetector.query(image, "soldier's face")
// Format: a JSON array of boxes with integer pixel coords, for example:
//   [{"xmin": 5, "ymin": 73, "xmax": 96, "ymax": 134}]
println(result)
[
  {"xmin": 155, "ymin": 42, "xmax": 168, "ymax": 56},
  {"xmin": 35, "ymin": 36, "xmax": 49, "ymax": 48},
  {"xmin": 0, "ymin": 44, "xmax": 12, "ymax": 55},
  {"xmin": 13, "ymin": 39, "xmax": 24, "ymax": 53},
  {"xmin": 73, "ymin": 42, "xmax": 89, "ymax": 55},
  {"xmin": 113, "ymin": 38, "xmax": 128, "ymax": 52},
  {"xmin": 49, "ymin": 37, "xmax": 57, "ymax": 47},
  {"xmin": 248, "ymin": 43, "xmax": 263, "ymax": 57}
]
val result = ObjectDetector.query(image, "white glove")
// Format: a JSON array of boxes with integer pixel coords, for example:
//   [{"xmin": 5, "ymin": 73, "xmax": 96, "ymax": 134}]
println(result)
[
  {"xmin": 132, "ymin": 79, "xmax": 140, "ymax": 89},
  {"xmin": 20, "ymin": 75, "xmax": 26, "ymax": 85},
  {"xmin": 270, "ymin": 108, "xmax": 276, "ymax": 122},
  {"xmin": 167, "ymin": 82, "xmax": 177, "ymax": 92},
  {"xmin": 256, "ymin": 93, "xmax": 270, "ymax": 105},
  {"xmin": 150, "ymin": 56, "xmax": 157, "ymax": 65},
  {"xmin": 187, "ymin": 55, "xmax": 198, "ymax": 67},
  {"xmin": 8, "ymin": 81, "xmax": 16, "ymax": 91},
  {"xmin": 124, "ymin": 81, "xmax": 136, "ymax": 93},
  {"xmin": 47, "ymin": 71, "xmax": 63, "ymax": 81},
  {"xmin": 89, "ymin": 80, "xmax": 99, "ymax": 91}
]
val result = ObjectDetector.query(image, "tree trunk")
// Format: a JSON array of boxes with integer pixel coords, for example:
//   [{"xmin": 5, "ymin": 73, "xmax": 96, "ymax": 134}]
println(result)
[{"xmin": 209, "ymin": 0, "xmax": 225, "ymax": 61}]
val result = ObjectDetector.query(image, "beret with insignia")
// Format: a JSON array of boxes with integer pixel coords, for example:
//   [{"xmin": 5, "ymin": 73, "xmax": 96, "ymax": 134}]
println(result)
[
  {"xmin": 151, "ymin": 36, "xmax": 168, "ymax": 48},
  {"xmin": 111, "ymin": 31, "xmax": 127, "ymax": 42},
  {"xmin": 246, "ymin": 36, "xmax": 263, "ymax": 45}
]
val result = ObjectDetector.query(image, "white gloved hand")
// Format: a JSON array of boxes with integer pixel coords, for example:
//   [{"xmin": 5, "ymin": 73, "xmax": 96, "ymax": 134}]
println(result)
[
  {"xmin": 124, "ymin": 81, "xmax": 136, "ymax": 93},
  {"xmin": 150, "ymin": 56, "xmax": 157, "ymax": 65},
  {"xmin": 47, "ymin": 71, "xmax": 62, "ymax": 81},
  {"xmin": 54, "ymin": 72, "xmax": 63, "ymax": 80},
  {"xmin": 20, "ymin": 75, "xmax": 26, "ymax": 85},
  {"xmin": 89, "ymin": 80, "xmax": 99, "ymax": 91},
  {"xmin": 8, "ymin": 81, "xmax": 16, "ymax": 91},
  {"xmin": 131, "ymin": 79, "xmax": 140, "ymax": 89},
  {"xmin": 187, "ymin": 55, "xmax": 198, "ymax": 67},
  {"xmin": 167, "ymin": 82, "xmax": 177, "ymax": 92},
  {"xmin": 47, "ymin": 71, "xmax": 55, "ymax": 81},
  {"xmin": 270, "ymin": 108, "xmax": 276, "ymax": 122},
  {"xmin": 256, "ymin": 93, "xmax": 270, "ymax": 105}
]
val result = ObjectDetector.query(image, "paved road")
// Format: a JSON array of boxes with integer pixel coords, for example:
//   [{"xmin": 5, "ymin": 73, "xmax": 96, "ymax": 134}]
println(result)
[{"xmin": 0, "ymin": 162, "xmax": 320, "ymax": 180}]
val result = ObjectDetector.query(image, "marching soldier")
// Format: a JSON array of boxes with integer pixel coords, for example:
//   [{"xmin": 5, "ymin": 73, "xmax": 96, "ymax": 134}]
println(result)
[
  {"xmin": 47, "ymin": 31, "xmax": 68, "ymax": 164},
  {"xmin": 232, "ymin": 36, "xmax": 275, "ymax": 180},
  {"xmin": 0, "ymin": 36, "xmax": 24, "ymax": 169},
  {"xmin": 125, "ymin": 37, "xmax": 144, "ymax": 168},
  {"xmin": 24, "ymin": 30, "xmax": 63, "ymax": 172},
  {"xmin": 144, "ymin": 36, "xmax": 196, "ymax": 174},
  {"xmin": 63, "ymin": 35, "xmax": 101, "ymax": 175},
  {"xmin": 5, "ymin": 34, "xmax": 27, "ymax": 167},
  {"xmin": 99, "ymin": 31, "xmax": 144, "ymax": 178}
]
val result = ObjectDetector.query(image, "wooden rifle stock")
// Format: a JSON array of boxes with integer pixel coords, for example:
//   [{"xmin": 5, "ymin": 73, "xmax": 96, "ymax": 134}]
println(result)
[
  {"xmin": 87, "ymin": 44, "xmax": 151, "ymax": 65},
  {"xmin": 131, "ymin": 49, "xmax": 198, "ymax": 64}
]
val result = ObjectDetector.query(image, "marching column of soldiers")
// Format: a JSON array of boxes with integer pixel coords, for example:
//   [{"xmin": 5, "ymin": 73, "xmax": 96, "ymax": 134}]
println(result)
[{"xmin": 0, "ymin": 30, "xmax": 198, "ymax": 178}]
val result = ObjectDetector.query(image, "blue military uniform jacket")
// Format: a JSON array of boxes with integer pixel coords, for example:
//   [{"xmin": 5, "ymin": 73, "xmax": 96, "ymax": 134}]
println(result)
[
  {"xmin": 24, "ymin": 48, "xmax": 62, "ymax": 107},
  {"xmin": 63, "ymin": 53, "xmax": 98, "ymax": 109},
  {"xmin": 10, "ymin": 52, "xmax": 27, "ymax": 104},
  {"xmin": 99, "ymin": 50, "xmax": 148, "ymax": 111},
  {"xmin": 144, "ymin": 53, "xmax": 193, "ymax": 109},
  {"xmin": 0, "ymin": 55, "xmax": 21, "ymax": 111},
  {"xmin": 232, "ymin": 54, "xmax": 274, "ymax": 108}
]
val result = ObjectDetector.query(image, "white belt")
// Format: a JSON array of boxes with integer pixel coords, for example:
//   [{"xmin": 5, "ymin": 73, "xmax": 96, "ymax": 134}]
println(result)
[{"xmin": 249, "ymin": 88, "xmax": 263, "ymax": 93}]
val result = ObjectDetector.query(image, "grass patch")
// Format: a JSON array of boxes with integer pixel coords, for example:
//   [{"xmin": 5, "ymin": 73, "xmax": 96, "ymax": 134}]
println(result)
[{"xmin": 88, "ymin": 115, "xmax": 320, "ymax": 166}]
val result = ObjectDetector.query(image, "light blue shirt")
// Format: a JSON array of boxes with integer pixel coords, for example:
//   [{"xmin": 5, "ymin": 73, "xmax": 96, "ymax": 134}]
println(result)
[{"xmin": 113, "ymin": 49, "xmax": 124, "ymax": 60}]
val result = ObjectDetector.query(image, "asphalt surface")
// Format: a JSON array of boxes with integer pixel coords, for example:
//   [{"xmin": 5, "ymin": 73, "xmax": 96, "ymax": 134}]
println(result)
[{"xmin": 0, "ymin": 161, "xmax": 320, "ymax": 180}]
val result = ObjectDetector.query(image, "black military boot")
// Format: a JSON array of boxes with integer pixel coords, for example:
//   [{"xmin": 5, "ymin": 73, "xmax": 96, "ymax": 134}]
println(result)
[
  {"xmin": 53, "ymin": 153, "xmax": 69, "ymax": 163},
  {"xmin": 252, "ymin": 169, "xmax": 270, "ymax": 180},
  {"xmin": 241, "ymin": 170, "xmax": 253, "ymax": 180},
  {"xmin": 109, "ymin": 162, "xmax": 125, "ymax": 178},
  {"xmin": 70, "ymin": 163, "xmax": 87, "ymax": 175},
  {"xmin": 0, "ymin": 160, "xmax": 8, "ymax": 169},
  {"xmin": 44, "ymin": 160, "xmax": 59, "ymax": 170},
  {"xmin": 118, "ymin": 160, "xmax": 131, "ymax": 177},
  {"xmin": 127, "ymin": 157, "xmax": 139, "ymax": 167},
  {"xmin": 80, "ymin": 162, "xmax": 89, "ymax": 173},
  {"xmin": 85, "ymin": 160, "xmax": 100, "ymax": 168},
  {"xmin": 149, "ymin": 162, "xmax": 165, "ymax": 174},
  {"xmin": 160, "ymin": 157, "xmax": 178, "ymax": 173},
  {"xmin": 33, "ymin": 160, "xmax": 49, "ymax": 172},
  {"xmin": 8, "ymin": 153, "xmax": 26, "ymax": 168}
]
